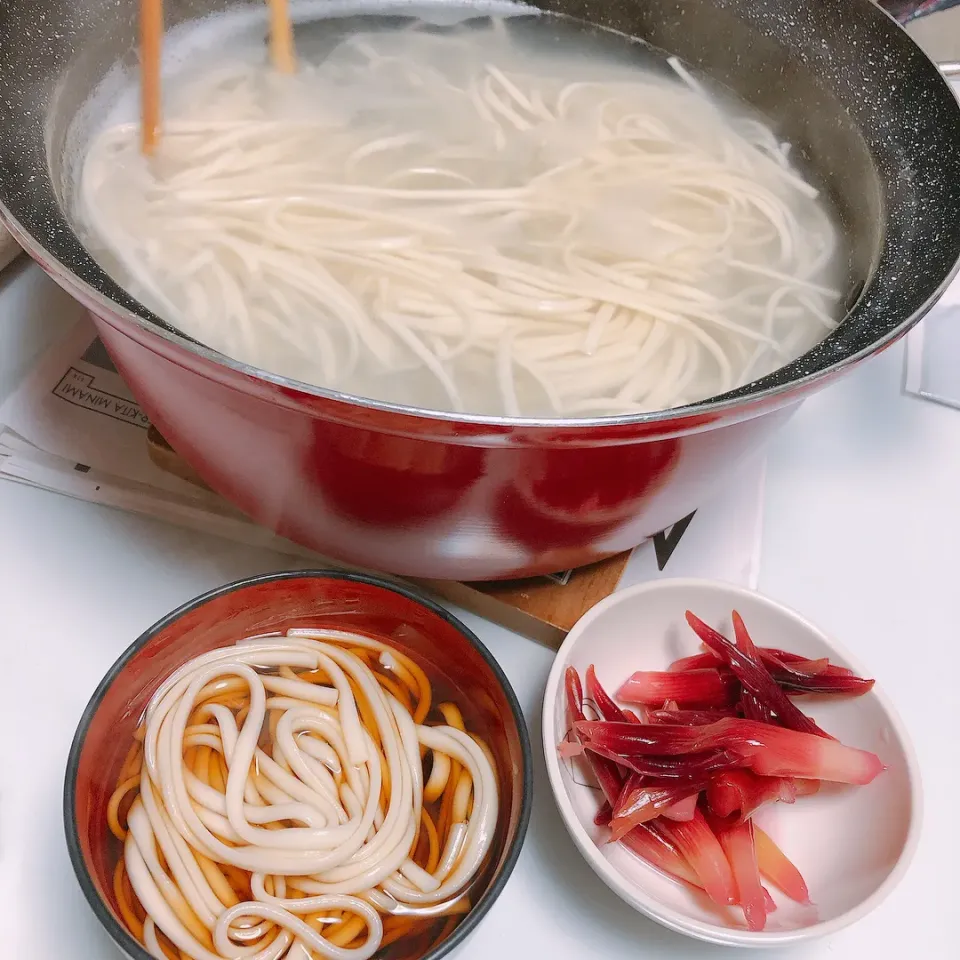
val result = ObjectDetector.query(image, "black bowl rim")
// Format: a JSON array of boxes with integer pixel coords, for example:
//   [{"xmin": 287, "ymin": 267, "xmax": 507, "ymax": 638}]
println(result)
[{"xmin": 63, "ymin": 568, "xmax": 534, "ymax": 960}]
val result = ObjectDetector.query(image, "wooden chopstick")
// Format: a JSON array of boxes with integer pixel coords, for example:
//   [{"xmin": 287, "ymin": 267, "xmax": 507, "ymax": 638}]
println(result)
[
  {"xmin": 140, "ymin": 0, "xmax": 163, "ymax": 155},
  {"xmin": 268, "ymin": 0, "xmax": 297, "ymax": 74},
  {"xmin": 139, "ymin": 0, "xmax": 297, "ymax": 156}
]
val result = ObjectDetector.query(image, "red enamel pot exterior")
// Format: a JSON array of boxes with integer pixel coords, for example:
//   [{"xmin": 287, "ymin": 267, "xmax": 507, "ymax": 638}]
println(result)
[{"xmin": 87, "ymin": 299, "xmax": 811, "ymax": 580}]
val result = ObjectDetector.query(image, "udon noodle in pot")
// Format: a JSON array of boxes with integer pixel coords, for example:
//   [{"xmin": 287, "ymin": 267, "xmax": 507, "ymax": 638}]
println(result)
[
  {"xmin": 74, "ymin": 6, "xmax": 844, "ymax": 418},
  {"xmin": 106, "ymin": 627, "xmax": 499, "ymax": 960}
]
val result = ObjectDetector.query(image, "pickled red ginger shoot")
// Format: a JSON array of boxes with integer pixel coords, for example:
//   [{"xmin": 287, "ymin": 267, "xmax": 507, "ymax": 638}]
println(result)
[
  {"xmin": 654, "ymin": 810, "xmax": 737, "ymax": 906},
  {"xmin": 684, "ymin": 611, "xmax": 832, "ymax": 738},
  {"xmin": 575, "ymin": 717, "xmax": 884, "ymax": 784},
  {"xmin": 556, "ymin": 607, "xmax": 882, "ymax": 934},
  {"xmin": 755, "ymin": 825, "xmax": 813, "ymax": 905},
  {"xmin": 617, "ymin": 668, "xmax": 737, "ymax": 708},
  {"xmin": 717, "ymin": 820, "xmax": 768, "ymax": 932}
]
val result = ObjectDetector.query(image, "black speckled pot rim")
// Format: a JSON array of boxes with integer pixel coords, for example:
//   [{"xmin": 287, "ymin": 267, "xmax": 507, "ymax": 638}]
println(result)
[{"xmin": 63, "ymin": 569, "xmax": 535, "ymax": 960}]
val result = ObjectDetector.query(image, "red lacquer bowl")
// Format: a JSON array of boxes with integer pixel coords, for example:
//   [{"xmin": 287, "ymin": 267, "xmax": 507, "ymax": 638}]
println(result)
[{"xmin": 63, "ymin": 571, "xmax": 532, "ymax": 960}]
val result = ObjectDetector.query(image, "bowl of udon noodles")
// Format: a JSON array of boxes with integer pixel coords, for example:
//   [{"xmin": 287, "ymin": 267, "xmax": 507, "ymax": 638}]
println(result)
[
  {"xmin": 1, "ymin": 0, "xmax": 960, "ymax": 580},
  {"xmin": 64, "ymin": 570, "xmax": 532, "ymax": 960}
]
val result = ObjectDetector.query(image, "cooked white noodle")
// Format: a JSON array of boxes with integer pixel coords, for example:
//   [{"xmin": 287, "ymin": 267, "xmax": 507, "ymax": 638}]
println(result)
[
  {"xmin": 118, "ymin": 628, "xmax": 498, "ymax": 960},
  {"xmin": 77, "ymin": 19, "xmax": 842, "ymax": 417}
]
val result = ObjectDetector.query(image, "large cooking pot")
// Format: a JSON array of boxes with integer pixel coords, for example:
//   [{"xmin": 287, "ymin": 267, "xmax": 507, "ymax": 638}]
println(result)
[{"xmin": 0, "ymin": 0, "xmax": 958, "ymax": 580}]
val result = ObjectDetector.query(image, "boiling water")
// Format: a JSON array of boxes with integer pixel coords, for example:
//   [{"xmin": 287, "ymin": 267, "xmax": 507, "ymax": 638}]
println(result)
[{"xmin": 74, "ymin": 4, "xmax": 845, "ymax": 418}]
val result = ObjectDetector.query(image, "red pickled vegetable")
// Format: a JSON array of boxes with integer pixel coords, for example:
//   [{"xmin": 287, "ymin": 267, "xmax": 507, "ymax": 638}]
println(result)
[
  {"xmin": 620, "ymin": 823, "xmax": 701, "ymax": 887},
  {"xmin": 563, "ymin": 668, "xmax": 623, "ymax": 809},
  {"xmin": 668, "ymin": 652, "xmax": 718, "ymax": 672},
  {"xmin": 585, "ymin": 665, "xmax": 630, "ymax": 722},
  {"xmin": 668, "ymin": 651, "xmax": 869, "ymax": 699},
  {"xmin": 661, "ymin": 792, "xmax": 698, "ymax": 822},
  {"xmin": 575, "ymin": 717, "xmax": 884, "ymax": 784},
  {"xmin": 732, "ymin": 610, "xmax": 773, "ymax": 724},
  {"xmin": 761, "ymin": 648, "xmax": 853, "ymax": 676},
  {"xmin": 685, "ymin": 612, "xmax": 832, "ymax": 738},
  {"xmin": 768, "ymin": 665, "xmax": 875, "ymax": 697},
  {"xmin": 565, "ymin": 667, "xmax": 584, "ymax": 720},
  {"xmin": 755, "ymin": 825, "xmax": 812, "ymax": 905},
  {"xmin": 654, "ymin": 809, "xmax": 738, "ymax": 906},
  {"xmin": 610, "ymin": 776, "xmax": 706, "ymax": 840},
  {"xmin": 706, "ymin": 769, "xmax": 796, "ymax": 821},
  {"xmin": 677, "ymin": 644, "xmax": 860, "ymax": 680},
  {"xmin": 717, "ymin": 820, "xmax": 767, "ymax": 931},
  {"xmin": 758, "ymin": 648, "xmax": 820, "ymax": 666},
  {"xmin": 738, "ymin": 690, "xmax": 767, "ymax": 723},
  {"xmin": 557, "ymin": 739, "xmax": 584, "ymax": 759},
  {"xmin": 618, "ymin": 668, "xmax": 737, "ymax": 708},
  {"xmin": 612, "ymin": 772, "xmax": 642, "ymax": 818},
  {"xmin": 559, "ymin": 612, "xmax": 879, "ymax": 932},
  {"xmin": 821, "ymin": 663, "xmax": 855, "ymax": 678},
  {"xmin": 764, "ymin": 654, "xmax": 830, "ymax": 676},
  {"xmin": 731, "ymin": 611, "xmax": 760, "ymax": 657},
  {"xmin": 586, "ymin": 742, "xmax": 743, "ymax": 779},
  {"xmin": 647, "ymin": 706, "xmax": 738, "ymax": 725}
]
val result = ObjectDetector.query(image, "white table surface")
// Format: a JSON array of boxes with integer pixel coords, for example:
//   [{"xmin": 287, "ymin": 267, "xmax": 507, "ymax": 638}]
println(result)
[{"xmin": 1, "ymin": 261, "xmax": 958, "ymax": 958}]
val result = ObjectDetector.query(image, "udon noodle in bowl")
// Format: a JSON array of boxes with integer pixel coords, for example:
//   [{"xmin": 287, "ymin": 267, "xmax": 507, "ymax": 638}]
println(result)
[
  {"xmin": 70, "ymin": 2, "xmax": 848, "ymax": 420},
  {"xmin": 64, "ymin": 571, "xmax": 532, "ymax": 960}
]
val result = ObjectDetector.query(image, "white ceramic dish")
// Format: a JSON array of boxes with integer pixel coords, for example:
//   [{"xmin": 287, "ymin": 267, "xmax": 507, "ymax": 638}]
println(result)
[{"xmin": 541, "ymin": 578, "xmax": 922, "ymax": 948}]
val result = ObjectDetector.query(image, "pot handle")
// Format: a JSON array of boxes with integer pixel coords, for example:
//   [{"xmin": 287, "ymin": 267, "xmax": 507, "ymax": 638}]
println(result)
[{"xmin": 878, "ymin": 0, "xmax": 960, "ymax": 24}]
